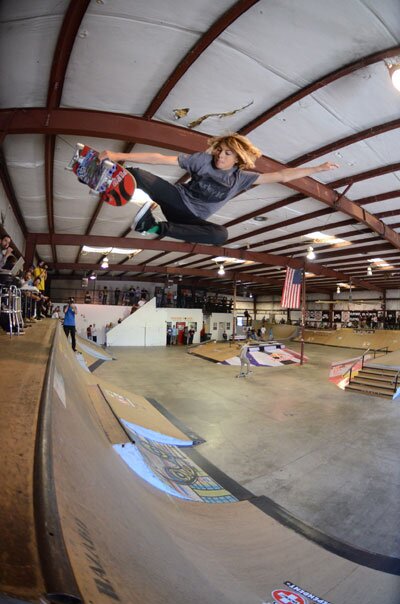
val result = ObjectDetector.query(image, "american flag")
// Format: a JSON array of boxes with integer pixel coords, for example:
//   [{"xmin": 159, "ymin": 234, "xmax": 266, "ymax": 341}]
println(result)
[{"xmin": 281, "ymin": 267, "xmax": 303, "ymax": 309}]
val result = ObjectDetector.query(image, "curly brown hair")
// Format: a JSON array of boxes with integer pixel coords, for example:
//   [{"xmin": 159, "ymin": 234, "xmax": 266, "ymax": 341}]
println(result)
[{"xmin": 206, "ymin": 133, "xmax": 262, "ymax": 170}]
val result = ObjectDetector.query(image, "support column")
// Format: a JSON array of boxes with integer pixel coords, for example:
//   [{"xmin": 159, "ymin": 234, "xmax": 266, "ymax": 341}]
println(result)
[
  {"xmin": 232, "ymin": 280, "xmax": 237, "ymax": 339},
  {"xmin": 300, "ymin": 266, "xmax": 306, "ymax": 366},
  {"xmin": 24, "ymin": 233, "xmax": 36, "ymax": 267}
]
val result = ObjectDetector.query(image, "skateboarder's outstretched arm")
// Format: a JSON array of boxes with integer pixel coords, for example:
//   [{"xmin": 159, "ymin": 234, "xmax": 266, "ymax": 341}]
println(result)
[
  {"xmin": 99, "ymin": 150, "xmax": 179, "ymax": 166},
  {"xmin": 253, "ymin": 161, "xmax": 339, "ymax": 185}
]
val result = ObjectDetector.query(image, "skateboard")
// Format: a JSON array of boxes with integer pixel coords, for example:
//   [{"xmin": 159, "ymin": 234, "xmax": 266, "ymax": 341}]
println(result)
[{"xmin": 66, "ymin": 144, "xmax": 136, "ymax": 206}]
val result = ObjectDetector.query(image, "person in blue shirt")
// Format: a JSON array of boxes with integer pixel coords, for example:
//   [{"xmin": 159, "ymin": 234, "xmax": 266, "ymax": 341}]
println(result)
[
  {"xmin": 63, "ymin": 297, "xmax": 77, "ymax": 352},
  {"xmin": 100, "ymin": 133, "xmax": 338, "ymax": 245}
]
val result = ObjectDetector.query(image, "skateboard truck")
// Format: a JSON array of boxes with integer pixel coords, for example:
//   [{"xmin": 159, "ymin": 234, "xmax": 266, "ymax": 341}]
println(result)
[
  {"xmin": 67, "ymin": 143, "xmax": 136, "ymax": 206},
  {"xmin": 65, "ymin": 143, "xmax": 85, "ymax": 171},
  {"xmin": 89, "ymin": 159, "xmax": 115, "ymax": 195}
]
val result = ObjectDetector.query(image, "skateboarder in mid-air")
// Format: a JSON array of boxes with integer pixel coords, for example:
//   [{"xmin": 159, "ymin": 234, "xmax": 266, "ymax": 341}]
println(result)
[{"xmin": 99, "ymin": 133, "xmax": 338, "ymax": 245}]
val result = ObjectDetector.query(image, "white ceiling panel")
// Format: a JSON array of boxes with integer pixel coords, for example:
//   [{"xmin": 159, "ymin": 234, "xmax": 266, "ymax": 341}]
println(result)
[
  {"xmin": 3, "ymin": 135, "xmax": 47, "ymax": 231},
  {"xmin": 223, "ymin": 0, "xmax": 400, "ymax": 81},
  {"xmin": 35, "ymin": 244, "xmax": 53, "ymax": 263},
  {"xmin": 314, "ymin": 63, "xmax": 400, "ymax": 130},
  {"xmin": 249, "ymin": 100, "xmax": 354, "ymax": 163},
  {"xmin": 0, "ymin": 5, "xmax": 67, "ymax": 107},
  {"xmin": 155, "ymin": 41, "xmax": 298, "ymax": 136},
  {"xmin": 61, "ymin": 0, "xmax": 235, "ymax": 114},
  {"xmin": 344, "ymin": 173, "xmax": 400, "ymax": 199},
  {"xmin": 56, "ymin": 245, "xmax": 82, "ymax": 263}
]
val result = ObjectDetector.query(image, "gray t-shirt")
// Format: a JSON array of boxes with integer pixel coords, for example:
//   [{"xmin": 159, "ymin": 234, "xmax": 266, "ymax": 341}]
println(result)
[{"xmin": 177, "ymin": 152, "xmax": 258, "ymax": 220}]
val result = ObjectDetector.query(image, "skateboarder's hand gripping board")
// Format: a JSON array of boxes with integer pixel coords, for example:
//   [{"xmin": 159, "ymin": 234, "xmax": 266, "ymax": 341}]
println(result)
[{"xmin": 67, "ymin": 144, "xmax": 136, "ymax": 206}]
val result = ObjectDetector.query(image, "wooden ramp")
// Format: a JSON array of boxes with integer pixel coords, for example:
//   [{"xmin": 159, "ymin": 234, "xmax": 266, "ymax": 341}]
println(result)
[
  {"xmin": 31, "ymin": 325, "xmax": 400, "ymax": 601},
  {"xmin": 188, "ymin": 340, "xmax": 245, "ymax": 362},
  {"xmin": 296, "ymin": 328, "xmax": 400, "ymax": 351}
]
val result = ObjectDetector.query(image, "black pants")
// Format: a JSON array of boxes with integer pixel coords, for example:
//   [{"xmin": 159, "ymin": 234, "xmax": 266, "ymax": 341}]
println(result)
[
  {"xmin": 131, "ymin": 168, "xmax": 228, "ymax": 245},
  {"xmin": 63, "ymin": 325, "xmax": 76, "ymax": 351}
]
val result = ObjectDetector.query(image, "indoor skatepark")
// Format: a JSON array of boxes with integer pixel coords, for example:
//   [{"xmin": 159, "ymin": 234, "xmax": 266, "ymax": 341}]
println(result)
[
  {"xmin": 2, "ymin": 1, "xmax": 400, "ymax": 603},
  {"xmin": 2, "ymin": 321, "xmax": 400, "ymax": 603}
]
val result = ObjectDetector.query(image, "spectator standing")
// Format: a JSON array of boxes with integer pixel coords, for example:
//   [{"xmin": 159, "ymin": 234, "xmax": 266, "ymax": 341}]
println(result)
[
  {"xmin": 128, "ymin": 287, "xmax": 136, "ymax": 306},
  {"xmin": 171, "ymin": 325, "xmax": 178, "ymax": 345},
  {"xmin": 188, "ymin": 327, "xmax": 195, "ymax": 345},
  {"xmin": 84, "ymin": 291, "xmax": 92, "ymax": 303},
  {"xmin": 114, "ymin": 288, "xmax": 121, "ymax": 305},
  {"xmin": 91, "ymin": 324, "xmax": 97, "ymax": 343},
  {"xmin": 101, "ymin": 286, "xmax": 108, "ymax": 305},
  {"xmin": 33, "ymin": 261, "xmax": 47, "ymax": 295},
  {"xmin": 63, "ymin": 297, "xmax": 77, "ymax": 352},
  {"xmin": 86, "ymin": 324, "xmax": 92, "ymax": 340}
]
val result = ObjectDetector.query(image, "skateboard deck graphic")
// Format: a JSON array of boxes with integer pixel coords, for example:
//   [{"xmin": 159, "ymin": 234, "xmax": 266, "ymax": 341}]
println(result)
[{"xmin": 67, "ymin": 144, "xmax": 136, "ymax": 206}]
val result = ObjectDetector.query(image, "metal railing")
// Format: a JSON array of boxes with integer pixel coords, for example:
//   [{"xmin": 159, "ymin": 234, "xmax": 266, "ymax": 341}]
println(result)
[
  {"xmin": 392, "ymin": 370, "xmax": 400, "ymax": 391},
  {"xmin": 343, "ymin": 346, "xmax": 392, "ymax": 386},
  {"xmin": 343, "ymin": 348, "xmax": 371, "ymax": 383},
  {"xmin": 371, "ymin": 346, "xmax": 389, "ymax": 358}
]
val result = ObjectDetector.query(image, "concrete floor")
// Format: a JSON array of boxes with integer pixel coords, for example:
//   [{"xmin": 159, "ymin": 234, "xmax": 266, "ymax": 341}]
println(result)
[{"xmin": 96, "ymin": 341, "xmax": 400, "ymax": 559}]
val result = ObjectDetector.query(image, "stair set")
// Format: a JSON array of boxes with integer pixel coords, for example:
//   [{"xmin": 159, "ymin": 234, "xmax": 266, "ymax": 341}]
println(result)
[{"xmin": 346, "ymin": 365, "xmax": 400, "ymax": 399}]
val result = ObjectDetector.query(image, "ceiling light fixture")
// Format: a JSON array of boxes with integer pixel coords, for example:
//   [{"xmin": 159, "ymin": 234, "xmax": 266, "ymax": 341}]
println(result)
[
  {"xmin": 101, "ymin": 257, "xmax": 109, "ymax": 269},
  {"xmin": 88, "ymin": 271, "xmax": 97, "ymax": 280},
  {"xmin": 82, "ymin": 245, "xmax": 142, "ymax": 255},
  {"xmin": 218, "ymin": 265, "xmax": 225, "ymax": 276},
  {"xmin": 385, "ymin": 59, "xmax": 400, "ymax": 92},
  {"xmin": 336, "ymin": 285, "xmax": 341, "ymax": 294},
  {"xmin": 367, "ymin": 266, "xmax": 372, "ymax": 276},
  {"xmin": 306, "ymin": 245, "xmax": 316, "ymax": 260}
]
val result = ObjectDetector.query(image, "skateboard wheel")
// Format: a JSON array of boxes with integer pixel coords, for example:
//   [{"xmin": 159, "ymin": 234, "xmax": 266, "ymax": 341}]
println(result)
[
  {"xmin": 76, "ymin": 143, "xmax": 84, "ymax": 150},
  {"xmin": 103, "ymin": 160, "xmax": 113, "ymax": 168}
]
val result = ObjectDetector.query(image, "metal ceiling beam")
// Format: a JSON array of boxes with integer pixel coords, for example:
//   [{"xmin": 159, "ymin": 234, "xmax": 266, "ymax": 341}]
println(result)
[
  {"xmin": 164, "ymin": 217, "xmax": 386, "ymax": 270},
  {"xmin": 0, "ymin": 108, "xmax": 373, "ymax": 209},
  {"xmin": 44, "ymin": 135, "xmax": 57, "ymax": 262},
  {"xmin": 228, "ymin": 208, "xmax": 335, "ymax": 245},
  {"xmin": 48, "ymin": 262, "xmax": 273, "ymax": 284},
  {"xmin": 45, "ymin": 0, "xmax": 90, "ymax": 265},
  {"xmin": 225, "ymin": 192, "xmax": 305, "ymax": 228},
  {"xmin": 73, "ymin": 198, "xmax": 104, "ymax": 264},
  {"xmin": 32, "ymin": 231, "xmax": 378, "ymax": 290},
  {"xmin": 217, "ymin": 162, "xmax": 400, "ymax": 231},
  {"xmin": 330, "ymin": 162, "xmax": 400, "ymax": 189},
  {"xmin": 2, "ymin": 108, "xmax": 399, "ymax": 252},
  {"xmin": 353, "ymin": 190, "xmax": 400, "ymax": 207},
  {"xmin": 239, "ymin": 46, "xmax": 400, "ymax": 135},
  {"xmin": 289, "ymin": 118, "xmax": 400, "ymax": 167},
  {"xmin": 47, "ymin": 0, "xmax": 90, "ymax": 108},
  {"xmin": 232, "ymin": 196, "xmax": 400, "ymax": 250},
  {"xmin": 143, "ymin": 0, "xmax": 259, "ymax": 118}
]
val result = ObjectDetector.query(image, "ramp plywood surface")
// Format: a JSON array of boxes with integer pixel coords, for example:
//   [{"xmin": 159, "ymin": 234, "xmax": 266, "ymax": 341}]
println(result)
[
  {"xmin": 44, "ymin": 325, "xmax": 400, "ymax": 603},
  {"xmin": 76, "ymin": 334, "xmax": 114, "ymax": 360},
  {"xmin": 0, "ymin": 320, "xmax": 56, "ymax": 599},
  {"xmin": 90, "ymin": 375, "xmax": 191, "ymax": 443},
  {"xmin": 296, "ymin": 328, "xmax": 400, "ymax": 351}
]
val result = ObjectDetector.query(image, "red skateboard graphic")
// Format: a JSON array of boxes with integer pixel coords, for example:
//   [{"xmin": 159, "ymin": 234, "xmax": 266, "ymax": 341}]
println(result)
[{"xmin": 67, "ymin": 144, "xmax": 136, "ymax": 206}]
